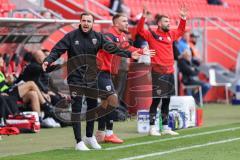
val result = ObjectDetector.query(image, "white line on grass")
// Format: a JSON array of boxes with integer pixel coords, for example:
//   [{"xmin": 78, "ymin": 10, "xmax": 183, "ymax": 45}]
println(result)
[
  {"xmin": 105, "ymin": 126, "xmax": 240, "ymax": 150},
  {"xmin": 118, "ymin": 137, "xmax": 240, "ymax": 160}
]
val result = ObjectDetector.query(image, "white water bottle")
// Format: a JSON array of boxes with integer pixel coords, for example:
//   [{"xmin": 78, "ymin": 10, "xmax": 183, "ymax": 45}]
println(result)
[{"xmin": 236, "ymin": 80, "xmax": 240, "ymax": 99}]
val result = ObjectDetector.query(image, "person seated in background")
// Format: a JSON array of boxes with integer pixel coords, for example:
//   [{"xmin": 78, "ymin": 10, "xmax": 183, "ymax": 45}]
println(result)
[
  {"xmin": 176, "ymin": 31, "xmax": 191, "ymax": 58},
  {"xmin": 177, "ymin": 31, "xmax": 201, "ymax": 65},
  {"xmin": 17, "ymin": 49, "xmax": 66, "ymax": 107},
  {"xmin": 0, "ymin": 54, "xmax": 60, "ymax": 128},
  {"xmin": 178, "ymin": 50, "xmax": 211, "ymax": 105},
  {"xmin": 16, "ymin": 49, "xmax": 68, "ymax": 127}
]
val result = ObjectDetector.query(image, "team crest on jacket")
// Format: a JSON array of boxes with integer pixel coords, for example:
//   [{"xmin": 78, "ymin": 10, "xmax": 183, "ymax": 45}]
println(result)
[
  {"xmin": 159, "ymin": 36, "xmax": 163, "ymax": 41},
  {"xmin": 71, "ymin": 91, "xmax": 77, "ymax": 97},
  {"xmin": 74, "ymin": 40, "xmax": 79, "ymax": 45},
  {"xmin": 92, "ymin": 38, "xmax": 97, "ymax": 45},
  {"xmin": 167, "ymin": 36, "xmax": 171, "ymax": 41},
  {"xmin": 156, "ymin": 89, "xmax": 162, "ymax": 95},
  {"xmin": 116, "ymin": 37, "xmax": 119, "ymax": 42},
  {"xmin": 106, "ymin": 85, "xmax": 112, "ymax": 91}
]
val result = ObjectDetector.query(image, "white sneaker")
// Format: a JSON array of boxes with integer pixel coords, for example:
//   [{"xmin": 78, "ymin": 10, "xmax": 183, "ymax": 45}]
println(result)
[
  {"xmin": 161, "ymin": 128, "xmax": 179, "ymax": 136},
  {"xmin": 41, "ymin": 117, "xmax": 55, "ymax": 128},
  {"xmin": 41, "ymin": 117, "xmax": 61, "ymax": 128},
  {"xmin": 49, "ymin": 118, "xmax": 61, "ymax": 128},
  {"xmin": 0, "ymin": 136, "xmax": 2, "ymax": 140},
  {"xmin": 149, "ymin": 125, "xmax": 161, "ymax": 136},
  {"xmin": 75, "ymin": 141, "xmax": 90, "ymax": 151},
  {"xmin": 83, "ymin": 136, "xmax": 102, "ymax": 150}
]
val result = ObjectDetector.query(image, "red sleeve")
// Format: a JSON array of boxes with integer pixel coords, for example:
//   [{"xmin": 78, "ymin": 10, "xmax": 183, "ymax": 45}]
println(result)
[
  {"xmin": 136, "ymin": 16, "xmax": 151, "ymax": 42},
  {"xmin": 121, "ymin": 41, "xmax": 143, "ymax": 55},
  {"xmin": 171, "ymin": 18, "xmax": 186, "ymax": 41},
  {"xmin": 128, "ymin": 46, "xmax": 143, "ymax": 54}
]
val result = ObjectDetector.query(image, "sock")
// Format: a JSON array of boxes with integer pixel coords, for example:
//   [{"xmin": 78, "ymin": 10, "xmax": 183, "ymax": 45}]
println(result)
[
  {"xmin": 86, "ymin": 120, "xmax": 94, "ymax": 138},
  {"xmin": 39, "ymin": 116, "xmax": 43, "ymax": 123},
  {"xmin": 76, "ymin": 138, "xmax": 82, "ymax": 143},
  {"xmin": 105, "ymin": 130, "xmax": 113, "ymax": 136},
  {"xmin": 149, "ymin": 114, "xmax": 156, "ymax": 125},
  {"xmin": 42, "ymin": 102, "xmax": 54, "ymax": 118},
  {"xmin": 0, "ymin": 117, "xmax": 5, "ymax": 127},
  {"xmin": 150, "ymin": 125, "xmax": 155, "ymax": 128}
]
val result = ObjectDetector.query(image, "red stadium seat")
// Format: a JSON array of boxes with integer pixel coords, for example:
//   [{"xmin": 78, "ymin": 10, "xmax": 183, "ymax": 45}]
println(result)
[
  {"xmin": 13, "ymin": 12, "xmax": 24, "ymax": 18},
  {"xmin": 1, "ymin": 3, "xmax": 10, "ymax": 12}
]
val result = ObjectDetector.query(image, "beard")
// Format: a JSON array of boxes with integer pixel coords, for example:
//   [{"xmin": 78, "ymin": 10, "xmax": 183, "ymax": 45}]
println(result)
[
  {"xmin": 191, "ymin": 41, "xmax": 196, "ymax": 45},
  {"xmin": 161, "ymin": 26, "xmax": 169, "ymax": 32}
]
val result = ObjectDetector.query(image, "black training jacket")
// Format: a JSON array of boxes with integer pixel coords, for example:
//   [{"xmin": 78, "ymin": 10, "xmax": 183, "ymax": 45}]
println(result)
[{"xmin": 44, "ymin": 27, "xmax": 132, "ymax": 85}]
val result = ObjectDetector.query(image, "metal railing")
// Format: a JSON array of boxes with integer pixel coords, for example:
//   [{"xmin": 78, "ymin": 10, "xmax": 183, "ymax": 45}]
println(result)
[
  {"xmin": 188, "ymin": 17, "xmax": 240, "ymax": 64},
  {"xmin": 215, "ymin": 39, "xmax": 238, "ymax": 55},
  {"xmin": 49, "ymin": 0, "xmax": 81, "ymax": 15},
  {"xmin": 0, "ymin": 17, "xmax": 112, "ymax": 24},
  {"xmin": 217, "ymin": 17, "xmax": 240, "ymax": 34},
  {"xmin": 208, "ymin": 41, "xmax": 236, "ymax": 62},
  {"xmin": 206, "ymin": 17, "xmax": 240, "ymax": 41}
]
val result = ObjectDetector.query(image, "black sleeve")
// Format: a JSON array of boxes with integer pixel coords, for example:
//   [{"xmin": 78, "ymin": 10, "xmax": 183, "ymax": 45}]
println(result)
[
  {"xmin": 46, "ymin": 64, "xmax": 61, "ymax": 73},
  {"xmin": 192, "ymin": 58, "xmax": 201, "ymax": 67},
  {"xmin": 25, "ymin": 64, "xmax": 48, "ymax": 92},
  {"xmin": 178, "ymin": 59, "xmax": 199, "ymax": 76},
  {"xmin": 100, "ymin": 33, "xmax": 132, "ymax": 58},
  {"xmin": 38, "ymin": 79, "xmax": 49, "ymax": 93},
  {"xmin": 44, "ymin": 33, "xmax": 71, "ymax": 65},
  {"xmin": 24, "ymin": 64, "xmax": 42, "ymax": 78}
]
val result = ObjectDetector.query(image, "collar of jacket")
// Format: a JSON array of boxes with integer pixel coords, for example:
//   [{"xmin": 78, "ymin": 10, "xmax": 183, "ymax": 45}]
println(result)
[
  {"xmin": 111, "ymin": 26, "xmax": 122, "ymax": 36},
  {"xmin": 78, "ymin": 24, "xmax": 93, "ymax": 35},
  {"xmin": 155, "ymin": 27, "xmax": 168, "ymax": 35}
]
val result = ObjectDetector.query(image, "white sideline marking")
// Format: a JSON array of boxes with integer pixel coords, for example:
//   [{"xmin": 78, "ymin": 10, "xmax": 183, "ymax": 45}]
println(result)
[
  {"xmin": 105, "ymin": 126, "xmax": 240, "ymax": 150},
  {"xmin": 118, "ymin": 137, "xmax": 240, "ymax": 160}
]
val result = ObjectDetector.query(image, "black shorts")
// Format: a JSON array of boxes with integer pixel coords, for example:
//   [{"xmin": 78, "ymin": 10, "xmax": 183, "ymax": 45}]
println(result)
[
  {"xmin": 68, "ymin": 82, "xmax": 98, "ymax": 99},
  {"xmin": 97, "ymin": 71, "xmax": 116, "ymax": 99},
  {"xmin": 7, "ymin": 86, "xmax": 21, "ymax": 101},
  {"xmin": 152, "ymin": 72, "xmax": 175, "ymax": 98}
]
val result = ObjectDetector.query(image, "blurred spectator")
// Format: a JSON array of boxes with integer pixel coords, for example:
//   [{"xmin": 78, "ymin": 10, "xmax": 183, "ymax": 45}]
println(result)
[
  {"xmin": 9, "ymin": 53, "xmax": 22, "ymax": 78},
  {"xmin": 207, "ymin": 0, "xmax": 223, "ymax": 5},
  {"xmin": 23, "ymin": 51, "xmax": 33, "ymax": 64},
  {"xmin": 2, "ymin": 53, "xmax": 11, "ymax": 74},
  {"xmin": 40, "ymin": 10, "xmax": 52, "ymax": 19},
  {"xmin": 189, "ymin": 33, "xmax": 201, "ymax": 65},
  {"xmin": 110, "ymin": 0, "xmax": 131, "ymax": 17},
  {"xmin": 110, "ymin": 0, "xmax": 123, "ymax": 15},
  {"xmin": 121, "ymin": 0, "xmax": 131, "ymax": 17},
  {"xmin": 178, "ymin": 51, "xmax": 210, "ymax": 105},
  {"xmin": 176, "ymin": 31, "xmax": 191, "ymax": 57}
]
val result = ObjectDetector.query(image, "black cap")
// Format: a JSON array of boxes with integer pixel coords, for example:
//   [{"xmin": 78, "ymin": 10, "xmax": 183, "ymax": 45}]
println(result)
[{"xmin": 190, "ymin": 33, "xmax": 199, "ymax": 38}]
